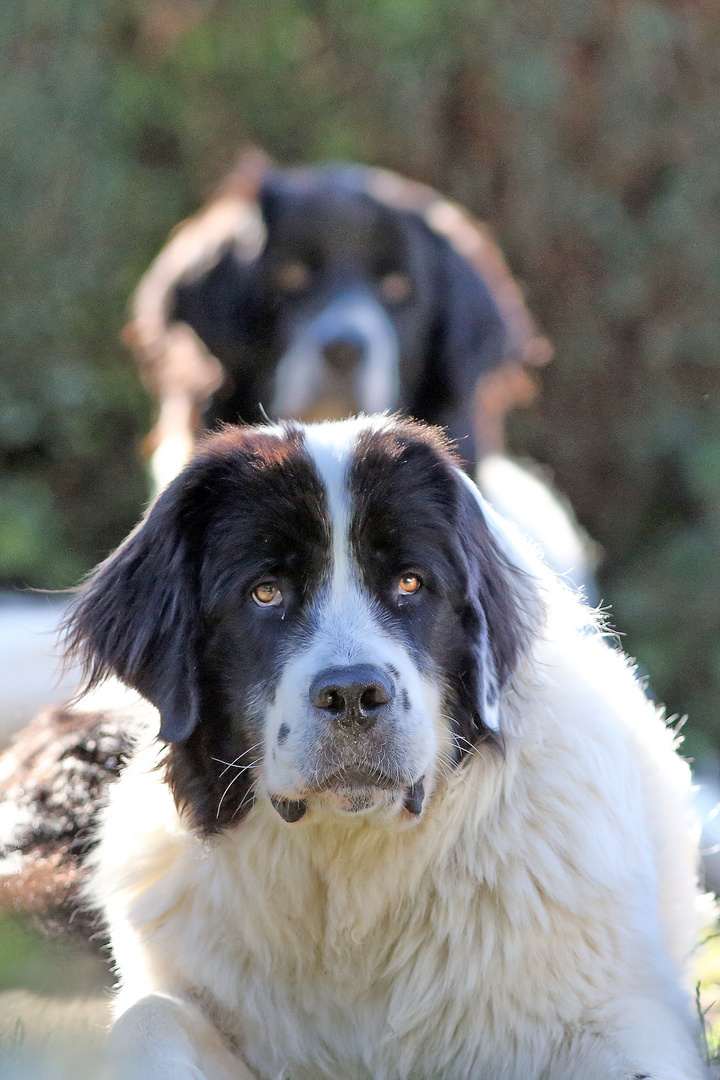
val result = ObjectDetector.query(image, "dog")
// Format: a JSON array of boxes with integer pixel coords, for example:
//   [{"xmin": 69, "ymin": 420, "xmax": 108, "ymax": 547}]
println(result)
[
  {"xmin": 126, "ymin": 152, "xmax": 551, "ymax": 490},
  {"xmin": 64, "ymin": 415, "xmax": 706, "ymax": 1080}
]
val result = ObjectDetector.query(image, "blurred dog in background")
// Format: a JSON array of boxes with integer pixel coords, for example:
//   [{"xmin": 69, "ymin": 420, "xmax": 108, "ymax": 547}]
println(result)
[{"xmin": 128, "ymin": 150, "xmax": 551, "ymax": 481}]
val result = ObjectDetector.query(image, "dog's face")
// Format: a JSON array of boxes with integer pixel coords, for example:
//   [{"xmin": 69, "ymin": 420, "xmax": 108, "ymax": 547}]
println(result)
[
  {"xmin": 67, "ymin": 418, "xmax": 529, "ymax": 830},
  {"xmin": 254, "ymin": 170, "xmax": 435, "ymax": 421},
  {"xmin": 172, "ymin": 166, "xmax": 507, "ymax": 450}
]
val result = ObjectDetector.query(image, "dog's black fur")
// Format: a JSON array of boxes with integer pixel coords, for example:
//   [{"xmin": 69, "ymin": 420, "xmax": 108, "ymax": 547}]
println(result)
[{"xmin": 66, "ymin": 420, "xmax": 527, "ymax": 831}]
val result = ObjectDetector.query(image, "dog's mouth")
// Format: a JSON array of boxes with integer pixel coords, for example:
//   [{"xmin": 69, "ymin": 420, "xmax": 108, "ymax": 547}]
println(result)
[{"xmin": 270, "ymin": 771, "xmax": 425, "ymax": 823}]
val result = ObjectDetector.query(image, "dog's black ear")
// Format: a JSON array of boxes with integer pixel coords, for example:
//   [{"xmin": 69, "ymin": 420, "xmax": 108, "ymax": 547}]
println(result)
[
  {"xmin": 126, "ymin": 150, "xmax": 271, "ymax": 394},
  {"xmin": 454, "ymin": 472, "xmax": 538, "ymax": 735},
  {"xmin": 171, "ymin": 249, "xmax": 260, "ymax": 365},
  {"xmin": 365, "ymin": 166, "xmax": 550, "ymax": 410},
  {"xmin": 430, "ymin": 225, "xmax": 508, "ymax": 394},
  {"xmin": 65, "ymin": 478, "xmax": 203, "ymax": 743}
]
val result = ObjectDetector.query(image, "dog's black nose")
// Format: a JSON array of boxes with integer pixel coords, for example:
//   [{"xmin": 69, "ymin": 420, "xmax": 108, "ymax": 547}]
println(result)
[
  {"xmin": 310, "ymin": 665, "xmax": 394, "ymax": 729},
  {"xmin": 322, "ymin": 335, "xmax": 364, "ymax": 372}
]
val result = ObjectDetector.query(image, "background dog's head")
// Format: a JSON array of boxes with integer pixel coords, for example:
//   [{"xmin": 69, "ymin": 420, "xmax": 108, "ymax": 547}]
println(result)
[
  {"xmin": 128, "ymin": 156, "xmax": 550, "ymax": 480},
  {"xmin": 173, "ymin": 164, "xmax": 509, "ymax": 425},
  {"xmin": 66, "ymin": 417, "xmax": 538, "ymax": 831}
]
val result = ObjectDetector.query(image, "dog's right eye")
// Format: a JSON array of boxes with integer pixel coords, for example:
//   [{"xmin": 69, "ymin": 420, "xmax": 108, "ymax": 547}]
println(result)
[
  {"xmin": 252, "ymin": 583, "xmax": 283, "ymax": 607},
  {"xmin": 398, "ymin": 573, "xmax": 422, "ymax": 596},
  {"xmin": 275, "ymin": 261, "xmax": 312, "ymax": 293}
]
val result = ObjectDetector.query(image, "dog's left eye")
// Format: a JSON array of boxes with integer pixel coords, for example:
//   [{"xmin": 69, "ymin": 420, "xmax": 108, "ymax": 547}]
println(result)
[
  {"xmin": 397, "ymin": 573, "xmax": 422, "ymax": 596},
  {"xmin": 275, "ymin": 261, "xmax": 312, "ymax": 293},
  {"xmin": 379, "ymin": 272, "xmax": 413, "ymax": 305},
  {"xmin": 252, "ymin": 583, "xmax": 283, "ymax": 607}
]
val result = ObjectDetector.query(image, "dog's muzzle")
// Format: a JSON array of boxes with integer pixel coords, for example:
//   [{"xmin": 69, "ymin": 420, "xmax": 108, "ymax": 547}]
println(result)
[
  {"xmin": 268, "ymin": 662, "xmax": 427, "ymax": 823},
  {"xmin": 271, "ymin": 289, "xmax": 400, "ymax": 418}
]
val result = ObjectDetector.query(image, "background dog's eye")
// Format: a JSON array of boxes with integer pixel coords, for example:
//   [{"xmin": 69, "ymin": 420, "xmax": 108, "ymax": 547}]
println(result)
[
  {"xmin": 397, "ymin": 573, "xmax": 421, "ymax": 596},
  {"xmin": 275, "ymin": 261, "xmax": 312, "ymax": 293},
  {"xmin": 379, "ymin": 272, "xmax": 413, "ymax": 304},
  {"xmin": 252, "ymin": 582, "xmax": 283, "ymax": 607}
]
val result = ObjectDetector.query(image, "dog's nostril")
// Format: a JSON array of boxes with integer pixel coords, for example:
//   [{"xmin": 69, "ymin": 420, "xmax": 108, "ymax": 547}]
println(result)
[
  {"xmin": 310, "ymin": 665, "xmax": 395, "ymax": 728},
  {"xmin": 318, "ymin": 688, "xmax": 345, "ymax": 714},
  {"xmin": 360, "ymin": 684, "xmax": 390, "ymax": 711},
  {"xmin": 322, "ymin": 337, "xmax": 364, "ymax": 372}
]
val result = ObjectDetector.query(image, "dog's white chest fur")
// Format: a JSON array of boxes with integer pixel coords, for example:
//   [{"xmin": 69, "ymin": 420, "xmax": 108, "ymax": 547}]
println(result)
[{"xmin": 94, "ymin": 629, "xmax": 705, "ymax": 1080}]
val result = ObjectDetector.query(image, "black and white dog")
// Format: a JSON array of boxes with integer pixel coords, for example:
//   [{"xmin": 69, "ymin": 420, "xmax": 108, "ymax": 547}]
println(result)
[
  {"xmin": 67, "ymin": 416, "xmax": 705, "ymax": 1080},
  {"xmin": 127, "ymin": 155, "xmax": 549, "ymax": 488}
]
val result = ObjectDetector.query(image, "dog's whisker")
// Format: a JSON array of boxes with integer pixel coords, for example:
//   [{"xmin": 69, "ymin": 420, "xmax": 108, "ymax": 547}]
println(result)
[
  {"xmin": 216, "ymin": 758, "xmax": 261, "ymax": 819},
  {"xmin": 446, "ymin": 729, "xmax": 483, "ymax": 760},
  {"xmin": 233, "ymin": 778, "xmax": 259, "ymax": 819},
  {"xmin": 212, "ymin": 742, "xmax": 264, "ymax": 778},
  {"xmin": 211, "ymin": 755, "xmax": 262, "ymax": 774},
  {"xmin": 436, "ymin": 749, "xmax": 485, "ymax": 797}
]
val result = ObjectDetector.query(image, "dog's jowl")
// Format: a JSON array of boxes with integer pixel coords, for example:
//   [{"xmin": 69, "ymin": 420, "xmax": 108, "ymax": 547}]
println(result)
[{"xmin": 67, "ymin": 416, "xmax": 708, "ymax": 1080}]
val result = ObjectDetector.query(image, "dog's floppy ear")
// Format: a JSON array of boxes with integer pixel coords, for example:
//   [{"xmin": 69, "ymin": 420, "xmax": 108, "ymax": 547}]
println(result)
[
  {"xmin": 125, "ymin": 150, "xmax": 272, "ymax": 491},
  {"xmin": 453, "ymin": 468, "xmax": 541, "ymax": 733},
  {"xmin": 429, "ymin": 227, "xmax": 508, "ymax": 392},
  {"xmin": 366, "ymin": 167, "xmax": 551, "ymax": 381},
  {"xmin": 64, "ymin": 477, "xmax": 203, "ymax": 743},
  {"xmin": 125, "ymin": 148, "xmax": 271, "ymax": 405}
]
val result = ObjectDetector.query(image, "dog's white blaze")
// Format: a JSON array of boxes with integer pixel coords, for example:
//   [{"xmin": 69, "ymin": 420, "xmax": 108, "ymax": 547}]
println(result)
[
  {"xmin": 262, "ymin": 418, "xmax": 440, "ymax": 804},
  {"xmin": 304, "ymin": 418, "xmax": 358, "ymax": 596}
]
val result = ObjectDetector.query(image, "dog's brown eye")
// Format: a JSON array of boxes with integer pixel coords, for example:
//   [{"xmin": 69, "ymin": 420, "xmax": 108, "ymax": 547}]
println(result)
[
  {"xmin": 252, "ymin": 583, "xmax": 283, "ymax": 607},
  {"xmin": 398, "ymin": 573, "xmax": 421, "ymax": 596},
  {"xmin": 379, "ymin": 272, "xmax": 412, "ymax": 304},
  {"xmin": 275, "ymin": 261, "xmax": 312, "ymax": 293}
]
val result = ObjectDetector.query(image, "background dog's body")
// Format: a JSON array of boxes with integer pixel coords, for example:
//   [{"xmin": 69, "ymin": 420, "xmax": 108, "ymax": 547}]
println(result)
[{"xmin": 65, "ymin": 417, "xmax": 705, "ymax": 1080}]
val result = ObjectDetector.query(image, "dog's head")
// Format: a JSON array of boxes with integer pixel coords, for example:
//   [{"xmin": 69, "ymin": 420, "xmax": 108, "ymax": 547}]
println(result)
[
  {"xmin": 66, "ymin": 417, "xmax": 539, "ymax": 831},
  {"xmin": 130, "ymin": 158, "xmax": 549, "ymax": 469},
  {"xmin": 219, "ymin": 165, "xmax": 508, "ymax": 422}
]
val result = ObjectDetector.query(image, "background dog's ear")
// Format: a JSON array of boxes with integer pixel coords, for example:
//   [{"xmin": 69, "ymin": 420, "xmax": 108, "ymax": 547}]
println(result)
[
  {"xmin": 125, "ymin": 149, "xmax": 272, "ymax": 406},
  {"xmin": 429, "ymin": 228, "xmax": 508, "ymax": 392},
  {"xmin": 366, "ymin": 169, "xmax": 552, "ymax": 446},
  {"xmin": 454, "ymin": 469, "xmax": 539, "ymax": 734},
  {"xmin": 64, "ymin": 479, "xmax": 203, "ymax": 742},
  {"xmin": 367, "ymin": 167, "xmax": 550, "ymax": 370},
  {"xmin": 126, "ymin": 149, "xmax": 271, "ymax": 402},
  {"xmin": 125, "ymin": 149, "xmax": 272, "ymax": 491},
  {"xmin": 423, "ymin": 198, "xmax": 551, "ymax": 374}
]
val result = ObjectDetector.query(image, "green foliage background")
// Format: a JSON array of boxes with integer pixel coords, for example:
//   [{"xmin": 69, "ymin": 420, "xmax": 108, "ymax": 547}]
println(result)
[{"xmin": 2, "ymin": 0, "xmax": 719, "ymax": 754}]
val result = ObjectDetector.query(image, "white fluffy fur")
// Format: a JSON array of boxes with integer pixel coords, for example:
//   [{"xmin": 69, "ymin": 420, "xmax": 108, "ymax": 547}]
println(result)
[{"xmin": 88, "ymin": 421, "xmax": 708, "ymax": 1080}]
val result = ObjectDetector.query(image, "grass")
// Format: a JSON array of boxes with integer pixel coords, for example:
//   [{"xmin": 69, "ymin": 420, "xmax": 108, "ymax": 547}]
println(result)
[
  {"xmin": 0, "ymin": 916, "xmax": 109, "ymax": 999},
  {"xmin": 696, "ymin": 931, "xmax": 720, "ymax": 1072}
]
